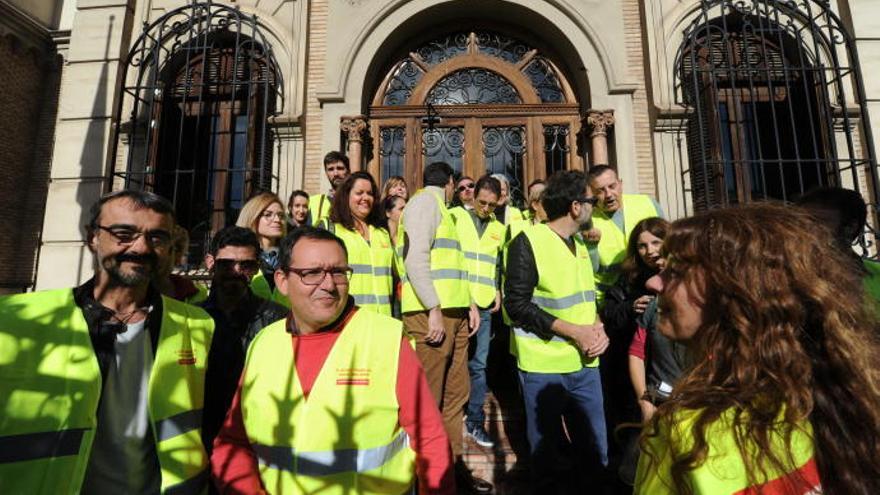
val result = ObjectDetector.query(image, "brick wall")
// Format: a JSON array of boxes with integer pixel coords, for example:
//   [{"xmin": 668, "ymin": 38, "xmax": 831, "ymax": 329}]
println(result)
[
  {"xmin": 303, "ymin": 0, "xmax": 328, "ymax": 195},
  {"xmin": 621, "ymin": 0, "xmax": 657, "ymax": 196},
  {"xmin": 0, "ymin": 34, "xmax": 60, "ymax": 293}
]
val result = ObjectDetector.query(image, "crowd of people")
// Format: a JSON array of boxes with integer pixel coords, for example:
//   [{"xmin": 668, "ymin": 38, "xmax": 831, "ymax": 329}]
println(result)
[{"xmin": 1, "ymin": 149, "xmax": 880, "ymax": 495}]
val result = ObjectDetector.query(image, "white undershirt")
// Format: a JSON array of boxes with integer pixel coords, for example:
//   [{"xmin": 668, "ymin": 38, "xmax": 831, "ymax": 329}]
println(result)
[{"xmin": 81, "ymin": 319, "xmax": 161, "ymax": 494}]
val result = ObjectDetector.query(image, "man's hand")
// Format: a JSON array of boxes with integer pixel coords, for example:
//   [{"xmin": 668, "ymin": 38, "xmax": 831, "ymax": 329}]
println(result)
[
  {"xmin": 490, "ymin": 291, "xmax": 502, "ymax": 313},
  {"xmin": 468, "ymin": 304, "xmax": 481, "ymax": 337},
  {"xmin": 633, "ymin": 295, "xmax": 654, "ymax": 314},
  {"xmin": 585, "ymin": 322, "xmax": 609, "ymax": 358},
  {"xmin": 638, "ymin": 399, "xmax": 657, "ymax": 422},
  {"xmin": 584, "ymin": 227, "xmax": 602, "ymax": 243},
  {"xmin": 426, "ymin": 306, "xmax": 446, "ymax": 345}
]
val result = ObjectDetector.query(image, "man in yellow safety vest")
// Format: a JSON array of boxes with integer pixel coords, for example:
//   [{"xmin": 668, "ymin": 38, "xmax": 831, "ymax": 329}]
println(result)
[
  {"xmin": 504, "ymin": 170, "xmax": 611, "ymax": 492},
  {"xmin": 309, "ymin": 151, "xmax": 350, "ymax": 226},
  {"xmin": 587, "ymin": 165, "xmax": 664, "ymax": 306},
  {"xmin": 397, "ymin": 161, "xmax": 492, "ymax": 493},
  {"xmin": 450, "ymin": 175, "xmax": 506, "ymax": 448},
  {"xmin": 210, "ymin": 226, "xmax": 455, "ymax": 494},
  {"xmin": 0, "ymin": 190, "xmax": 214, "ymax": 494}
]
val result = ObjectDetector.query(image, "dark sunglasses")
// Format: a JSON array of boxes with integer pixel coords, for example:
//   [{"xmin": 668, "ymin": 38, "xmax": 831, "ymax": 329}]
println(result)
[
  {"xmin": 457, "ymin": 183, "xmax": 475, "ymax": 192},
  {"xmin": 214, "ymin": 258, "xmax": 260, "ymax": 273},
  {"xmin": 577, "ymin": 197, "xmax": 600, "ymax": 206}
]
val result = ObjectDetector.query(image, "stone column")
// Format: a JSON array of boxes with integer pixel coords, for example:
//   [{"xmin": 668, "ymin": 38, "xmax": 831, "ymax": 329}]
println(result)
[
  {"xmin": 340, "ymin": 115, "xmax": 368, "ymax": 171},
  {"xmin": 584, "ymin": 109, "xmax": 615, "ymax": 166}
]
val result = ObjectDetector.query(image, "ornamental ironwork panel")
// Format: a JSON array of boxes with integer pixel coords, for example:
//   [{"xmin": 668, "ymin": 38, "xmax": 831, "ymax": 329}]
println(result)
[
  {"xmin": 484, "ymin": 126, "xmax": 527, "ymax": 207},
  {"xmin": 379, "ymin": 30, "xmax": 566, "ymax": 105},
  {"xmin": 111, "ymin": 1, "xmax": 284, "ymax": 265},
  {"xmin": 524, "ymin": 58, "xmax": 564, "ymax": 103},
  {"xmin": 674, "ymin": 0, "xmax": 878, "ymax": 255},
  {"xmin": 383, "ymin": 59, "xmax": 423, "ymax": 105},
  {"xmin": 543, "ymin": 125, "xmax": 570, "ymax": 177},
  {"xmin": 379, "ymin": 127, "xmax": 406, "ymax": 182},
  {"xmin": 422, "ymin": 127, "xmax": 465, "ymax": 173},
  {"xmin": 427, "ymin": 69, "xmax": 522, "ymax": 105}
]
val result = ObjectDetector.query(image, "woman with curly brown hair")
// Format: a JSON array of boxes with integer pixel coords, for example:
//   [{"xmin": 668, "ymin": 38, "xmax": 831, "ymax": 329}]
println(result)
[{"xmin": 635, "ymin": 203, "xmax": 880, "ymax": 495}]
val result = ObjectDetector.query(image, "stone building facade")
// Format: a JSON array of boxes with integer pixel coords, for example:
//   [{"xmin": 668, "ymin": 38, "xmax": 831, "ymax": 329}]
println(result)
[{"xmin": 3, "ymin": 0, "xmax": 879, "ymax": 290}]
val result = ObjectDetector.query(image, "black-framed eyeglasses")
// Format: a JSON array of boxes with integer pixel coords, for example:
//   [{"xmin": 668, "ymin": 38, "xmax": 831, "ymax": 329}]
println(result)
[
  {"xmin": 457, "ymin": 183, "xmax": 475, "ymax": 192},
  {"xmin": 96, "ymin": 225, "xmax": 173, "ymax": 247},
  {"xmin": 214, "ymin": 258, "xmax": 260, "ymax": 273},
  {"xmin": 285, "ymin": 266, "xmax": 354, "ymax": 285},
  {"xmin": 577, "ymin": 197, "xmax": 599, "ymax": 206}
]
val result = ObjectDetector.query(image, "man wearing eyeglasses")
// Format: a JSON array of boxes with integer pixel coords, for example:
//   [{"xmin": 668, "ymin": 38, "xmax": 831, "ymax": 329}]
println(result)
[
  {"xmin": 504, "ymin": 170, "xmax": 610, "ymax": 492},
  {"xmin": 211, "ymin": 226, "xmax": 455, "ymax": 494},
  {"xmin": 199, "ymin": 226, "xmax": 287, "ymax": 456},
  {"xmin": 0, "ymin": 190, "xmax": 215, "ymax": 494}
]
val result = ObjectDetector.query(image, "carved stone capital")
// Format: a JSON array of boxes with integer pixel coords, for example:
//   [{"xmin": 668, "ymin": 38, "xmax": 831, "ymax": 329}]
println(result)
[
  {"xmin": 584, "ymin": 109, "xmax": 615, "ymax": 137},
  {"xmin": 340, "ymin": 115, "xmax": 368, "ymax": 143}
]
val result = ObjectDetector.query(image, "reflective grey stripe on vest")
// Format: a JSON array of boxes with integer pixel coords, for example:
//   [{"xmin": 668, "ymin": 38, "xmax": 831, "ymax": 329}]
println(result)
[
  {"xmin": 156, "ymin": 409, "xmax": 202, "ymax": 442},
  {"xmin": 431, "ymin": 269, "xmax": 467, "ymax": 281},
  {"xmin": 531, "ymin": 290, "xmax": 596, "ymax": 310},
  {"xmin": 463, "ymin": 251, "xmax": 497, "ymax": 264},
  {"xmin": 596, "ymin": 263, "xmax": 620, "ymax": 275},
  {"xmin": 512, "ymin": 326, "xmax": 566, "ymax": 343},
  {"xmin": 351, "ymin": 264, "xmax": 393, "ymax": 277},
  {"xmin": 0, "ymin": 428, "xmax": 87, "ymax": 463},
  {"xmin": 254, "ymin": 430, "xmax": 409, "ymax": 476},
  {"xmin": 432, "ymin": 238, "xmax": 461, "ymax": 250},
  {"xmin": 164, "ymin": 467, "xmax": 209, "ymax": 495},
  {"xmin": 352, "ymin": 294, "xmax": 392, "ymax": 306},
  {"xmin": 468, "ymin": 274, "xmax": 496, "ymax": 288}
]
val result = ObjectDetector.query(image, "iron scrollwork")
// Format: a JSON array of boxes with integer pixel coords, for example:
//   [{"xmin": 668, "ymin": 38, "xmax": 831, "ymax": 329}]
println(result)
[
  {"xmin": 422, "ymin": 127, "xmax": 465, "ymax": 172},
  {"xmin": 483, "ymin": 126, "xmax": 526, "ymax": 207},
  {"xmin": 427, "ymin": 69, "xmax": 522, "ymax": 105},
  {"xmin": 379, "ymin": 127, "xmax": 406, "ymax": 181}
]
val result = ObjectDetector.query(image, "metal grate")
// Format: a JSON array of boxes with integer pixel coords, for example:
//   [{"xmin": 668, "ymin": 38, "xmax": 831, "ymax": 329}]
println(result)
[
  {"xmin": 110, "ymin": 1, "xmax": 285, "ymax": 265},
  {"xmin": 674, "ymin": 0, "xmax": 879, "ymax": 256}
]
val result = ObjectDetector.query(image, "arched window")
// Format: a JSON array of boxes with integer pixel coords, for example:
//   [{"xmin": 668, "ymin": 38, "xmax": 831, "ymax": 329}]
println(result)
[
  {"xmin": 675, "ymin": 1, "xmax": 877, "ymax": 216},
  {"xmin": 111, "ymin": 3, "xmax": 284, "ymax": 262},
  {"xmin": 369, "ymin": 30, "xmax": 582, "ymax": 206}
]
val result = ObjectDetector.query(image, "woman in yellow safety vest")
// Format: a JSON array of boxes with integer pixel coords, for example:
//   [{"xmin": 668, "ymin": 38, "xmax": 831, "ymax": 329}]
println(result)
[
  {"xmin": 635, "ymin": 203, "xmax": 880, "ymax": 495},
  {"xmin": 324, "ymin": 171, "xmax": 395, "ymax": 315},
  {"xmin": 236, "ymin": 192, "xmax": 290, "ymax": 307}
]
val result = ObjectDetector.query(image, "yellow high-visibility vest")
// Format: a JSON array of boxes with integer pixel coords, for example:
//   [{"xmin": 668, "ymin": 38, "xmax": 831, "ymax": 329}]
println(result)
[
  {"xmin": 449, "ymin": 207, "xmax": 505, "ymax": 308},
  {"xmin": 511, "ymin": 224, "xmax": 598, "ymax": 373},
  {"xmin": 591, "ymin": 194, "xmax": 661, "ymax": 305},
  {"xmin": 309, "ymin": 193, "xmax": 332, "ymax": 227},
  {"xmin": 503, "ymin": 205, "xmax": 524, "ymax": 225},
  {"xmin": 635, "ymin": 408, "xmax": 819, "ymax": 494},
  {"xmin": 185, "ymin": 283, "xmax": 209, "ymax": 305},
  {"xmin": 251, "ymin": 270, "xmax": 291, "ymax": 308},
  {"xmin": 397, "ymin": 190, "xmax": 470, "ymax": 312},
  {"xmin": 0, "ymin": 289, "xmax": 214, "ymax": 494},
  {"xmin": 241, "ymin": 310, "xmax": 416, "ymax": 494},
  {"xmin": 332, "ymin": 223, "xmax": 394, "ymax": 316}
]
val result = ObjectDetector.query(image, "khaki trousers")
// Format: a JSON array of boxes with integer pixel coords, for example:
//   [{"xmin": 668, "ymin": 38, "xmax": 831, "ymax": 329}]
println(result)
[{"xmin": 403, "ymin": 308, "xmax": 470, "ymax": 457}]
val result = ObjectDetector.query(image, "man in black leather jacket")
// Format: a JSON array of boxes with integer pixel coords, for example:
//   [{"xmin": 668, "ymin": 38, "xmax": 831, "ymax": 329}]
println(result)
[{"xmin": 200, "ymin": 227, "xmax": 288, "ymax": 453}]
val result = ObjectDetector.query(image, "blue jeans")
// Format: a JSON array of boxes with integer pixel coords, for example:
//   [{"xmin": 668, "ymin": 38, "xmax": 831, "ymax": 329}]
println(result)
[
  {"xmin": 465, "ymin": 309, "xmax": 492, "ymax": 426},
  {"xmin": 519, "ymin": 367, "xmax": 608, "ymax": 487}
]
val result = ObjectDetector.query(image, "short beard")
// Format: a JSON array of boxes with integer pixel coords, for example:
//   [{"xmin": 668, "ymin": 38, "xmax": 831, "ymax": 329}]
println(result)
[{"xmin": 102, "ymin": 256, "xmax": 155, "ymax": 288}]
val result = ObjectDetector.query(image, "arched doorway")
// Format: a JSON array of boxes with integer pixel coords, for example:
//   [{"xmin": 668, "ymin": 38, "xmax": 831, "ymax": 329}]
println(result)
[
  {"xmin": 368, "ymin": 30, "xmax": 583, "ymax": 206},
  {"xmin": 111, "ymin": 3, "xmax": 284, "ymax": 261}
]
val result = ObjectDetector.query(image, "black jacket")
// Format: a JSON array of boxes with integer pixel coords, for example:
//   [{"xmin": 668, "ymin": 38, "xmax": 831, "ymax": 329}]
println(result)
[{"xmin": 200, "ymin": 289, "xmax": 287, "ymax": 452}]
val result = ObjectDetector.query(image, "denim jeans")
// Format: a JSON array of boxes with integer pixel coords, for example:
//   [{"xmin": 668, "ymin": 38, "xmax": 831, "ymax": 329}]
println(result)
[
  {"xmin": 465, "ymin": 308, "xmax": 493, "ymax": 426},
  {"xmin": 519, "ymin": 366, "xmax": 608, "ymax": 488}
]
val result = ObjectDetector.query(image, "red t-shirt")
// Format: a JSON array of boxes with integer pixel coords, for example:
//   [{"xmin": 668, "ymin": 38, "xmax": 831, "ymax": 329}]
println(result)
[{"xmin": 211, "ymin": 307, "xmax": 455, "ymax": 494}]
